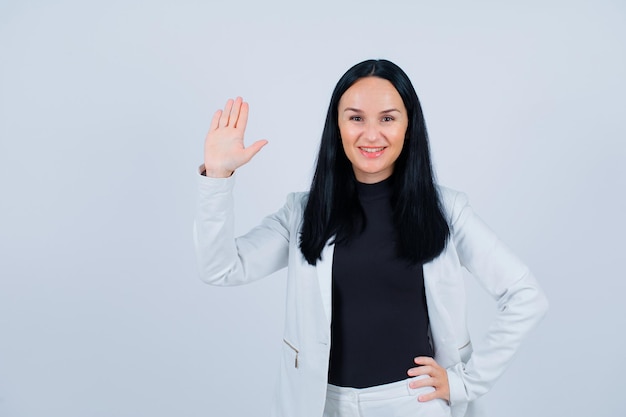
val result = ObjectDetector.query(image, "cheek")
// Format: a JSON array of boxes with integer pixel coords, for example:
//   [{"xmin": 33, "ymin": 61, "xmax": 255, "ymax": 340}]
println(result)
[
  {"xmin": 338, "ymin": 130, "xmax": 351, "ymax": 157},
  {"xmin": 339, "ymin": 127, "xmax": 358, "ymax": 149},
  {"xmin": 392, "ymin": 125, "xmax": 408, "ymax": 146},
  {"xmin": 339, "ymin": 124, "xmax": 353, "ymax": 138}
]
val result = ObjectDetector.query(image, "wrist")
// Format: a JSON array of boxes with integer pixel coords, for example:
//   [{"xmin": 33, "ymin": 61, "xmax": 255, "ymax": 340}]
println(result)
[{"xmin": 202, "ymin": 166, "xmax": 233, "ymax": 178}]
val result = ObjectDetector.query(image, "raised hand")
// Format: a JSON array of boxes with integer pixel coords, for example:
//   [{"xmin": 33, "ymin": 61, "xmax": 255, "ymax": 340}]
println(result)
[{"xmin": 203, "ymin": 97, "xmax": 268, "ymax": 178}]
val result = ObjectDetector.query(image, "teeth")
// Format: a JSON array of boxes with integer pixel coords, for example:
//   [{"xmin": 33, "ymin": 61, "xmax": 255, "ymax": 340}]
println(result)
[{"xmin": 361, "ymin": 147, "xmax": 384, "ymax": 153}]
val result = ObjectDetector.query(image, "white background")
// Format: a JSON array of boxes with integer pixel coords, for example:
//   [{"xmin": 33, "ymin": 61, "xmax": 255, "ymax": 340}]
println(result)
[{"xmin": 1, "ymin": 1, "xmax": 624, "ymax": 416}]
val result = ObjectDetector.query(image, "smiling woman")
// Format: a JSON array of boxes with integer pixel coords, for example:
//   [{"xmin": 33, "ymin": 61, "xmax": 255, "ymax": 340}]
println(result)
[{"xmin": 194, "ymin": 59, "xmax": 548, "ymax": 417}]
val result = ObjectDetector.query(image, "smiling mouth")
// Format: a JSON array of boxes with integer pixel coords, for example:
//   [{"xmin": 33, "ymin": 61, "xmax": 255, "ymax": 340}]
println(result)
[
  {"xmin": 359, "ymin": 147, "xmax": 385, "ymax": 153},
  {"xmin": 358, "ymin": 147, "xmax": 386, "ymax": 158}
]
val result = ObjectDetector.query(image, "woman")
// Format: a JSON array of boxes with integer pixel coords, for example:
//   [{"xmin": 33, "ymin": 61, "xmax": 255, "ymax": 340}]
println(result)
[{"xmin": 194, "ymin": 59, "xmax": 548, "ymax": 417}]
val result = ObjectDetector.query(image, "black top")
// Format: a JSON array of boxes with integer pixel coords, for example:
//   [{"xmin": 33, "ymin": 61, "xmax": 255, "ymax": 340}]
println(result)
[{"xmin": 328, "ymin": 177, "xmax": 433, "ymax": 388}]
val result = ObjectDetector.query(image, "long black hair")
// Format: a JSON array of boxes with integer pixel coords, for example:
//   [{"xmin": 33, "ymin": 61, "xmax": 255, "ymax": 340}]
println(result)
[{"xmin": 299, "ymin": 59, "xmax": 449, "ymax": 266}]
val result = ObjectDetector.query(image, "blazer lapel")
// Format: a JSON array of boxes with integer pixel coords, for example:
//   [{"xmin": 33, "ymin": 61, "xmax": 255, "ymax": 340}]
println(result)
[
  {"xmin": 423, "ymin": 254, "xmax": 459, "ymax": 368},
  {"xmin": 316, "ymin": 242, "xmax": 335, "ymax": 327}
]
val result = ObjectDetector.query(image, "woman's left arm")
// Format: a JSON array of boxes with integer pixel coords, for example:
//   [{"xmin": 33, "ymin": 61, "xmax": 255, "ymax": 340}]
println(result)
[
  {"xmin": 408, "ymin": 191, "xmax": 548, "ymax": 403},
  {"xmin": 445, "ymin": 191, "xmax": 549, "ymax": 404}
]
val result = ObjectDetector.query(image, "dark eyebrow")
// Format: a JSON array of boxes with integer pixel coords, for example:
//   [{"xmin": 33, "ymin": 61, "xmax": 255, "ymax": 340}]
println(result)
[{"xmin": 342, "ymin": 107, "xmax": 401, "ymax": 113}]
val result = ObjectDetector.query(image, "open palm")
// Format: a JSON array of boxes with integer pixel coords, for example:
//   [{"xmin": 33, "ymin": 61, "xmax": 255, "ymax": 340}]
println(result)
[{"xmin": 203, "ymin": 97, "xmax": 267, "ymax": 177}]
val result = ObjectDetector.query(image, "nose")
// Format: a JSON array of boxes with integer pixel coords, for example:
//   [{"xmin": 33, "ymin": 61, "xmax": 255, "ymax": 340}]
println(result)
[{"xmin": 364, "ymin": 121, "xmax": 379, "ymax": 141}]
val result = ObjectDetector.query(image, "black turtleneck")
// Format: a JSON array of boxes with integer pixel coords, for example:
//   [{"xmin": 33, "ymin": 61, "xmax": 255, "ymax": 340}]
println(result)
[{"xmin": 327, "ymin": 177, "xmax": 433, "ymax": 388}]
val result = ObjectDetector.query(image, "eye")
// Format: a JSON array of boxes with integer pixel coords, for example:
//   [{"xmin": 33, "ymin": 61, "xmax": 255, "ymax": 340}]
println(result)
[
  {"xmin": 349, "ymin": 116, "xmax": 362, "ymax": 122},
  {"xmin": 382, "ymin": 116, "xmax": 394, "ymax": 122}
]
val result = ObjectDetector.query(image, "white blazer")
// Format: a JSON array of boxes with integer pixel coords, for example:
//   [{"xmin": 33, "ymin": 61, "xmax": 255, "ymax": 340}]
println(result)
[{"xmin": 194, "ymin": 173, "xmax": 548, "ymax": 417}]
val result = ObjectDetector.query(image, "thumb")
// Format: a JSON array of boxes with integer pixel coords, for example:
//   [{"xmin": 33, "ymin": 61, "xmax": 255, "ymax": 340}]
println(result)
[{"xmin": 242, "ymin": 139, "xmax": 268, "ymax": 163}]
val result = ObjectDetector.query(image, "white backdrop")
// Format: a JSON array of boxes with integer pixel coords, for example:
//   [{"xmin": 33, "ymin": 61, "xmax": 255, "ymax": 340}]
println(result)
[{"xmin": 1, "ymin": 1, "xmax": 624, "ymax": 416}]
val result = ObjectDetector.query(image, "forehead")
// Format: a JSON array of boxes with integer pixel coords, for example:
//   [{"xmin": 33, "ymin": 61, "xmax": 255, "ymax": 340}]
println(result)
[{"xmin": 339, "ymin": 77, "xmax": 404, "ymax": 110}]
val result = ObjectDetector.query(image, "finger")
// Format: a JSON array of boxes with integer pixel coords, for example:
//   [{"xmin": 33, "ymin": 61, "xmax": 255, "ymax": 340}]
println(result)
[
  {"xmin": 230, "ymin": 97, "xmax": 243, "ymax": 127},
  {"xmin": 235, "ymin": 101, "xmax": 249, "ymax": 130},
  {"xmin": 219, "ymin": 98, "xmax": 234, "ymax": 127},
  {"xmin": 408, "ymin": 376, "xmax": 436, "ymax": 390},
  {"xmin": 418, "ymin": 390, "xmax": 441, "ymax": 403},
  {"xmin": 241, "ymin": 139, "xmax": 268, "ymax": 163},
  {"xmin": 414, "ymin": 356, "xmax": 436, "ymax": 366},
  {"xmin": 209, "ymin": 110, "xmax": 222, "ymax": 131},
  {"xmin": 407, "ymin": 366, "xmax": 428, "ymax": 377}
]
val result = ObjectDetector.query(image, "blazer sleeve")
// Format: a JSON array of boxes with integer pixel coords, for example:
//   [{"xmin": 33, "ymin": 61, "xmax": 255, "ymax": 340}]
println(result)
[
  {"xmin": 193, "ymin": 172, "xmax": 292, "ymax": 286},
  {"xmin": 445, "ymin": 191, "xmax": 549, "ymax": 404}
]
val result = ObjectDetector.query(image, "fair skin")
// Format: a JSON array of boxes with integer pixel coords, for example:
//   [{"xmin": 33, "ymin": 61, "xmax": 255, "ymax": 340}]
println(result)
[
  {"xmin": 409, "ymin": 357, "xmax": 451, "ymax": 402},
  {"xmin": 337, "ymin": 76, "xmax": 407, "ymax": 184},
  {"xmin": 203, "ymin": 96, "xmax": 267, "ymax": 178},
  {"xmin": 203, "ymin": 90, "xmax": 450, "ymax": 403}
]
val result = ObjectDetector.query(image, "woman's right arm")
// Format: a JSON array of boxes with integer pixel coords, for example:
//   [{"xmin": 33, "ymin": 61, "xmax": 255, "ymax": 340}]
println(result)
[
  {"xmin": 194, "ymin": 173, "xmax": 292, "ymax": 286},
  {"xmin": 194, "ymin": 97, "xmax": 289, "ymax": 285}
]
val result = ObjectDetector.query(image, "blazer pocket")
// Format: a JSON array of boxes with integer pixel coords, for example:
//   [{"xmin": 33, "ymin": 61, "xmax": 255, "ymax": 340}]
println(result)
[
  {"xmin": 283, "ymin": 338, "xmax": 299, "ymax": 369},
  {"xmin": 458, "ymin": 340, "xmax": 472, "ymax": 363}
]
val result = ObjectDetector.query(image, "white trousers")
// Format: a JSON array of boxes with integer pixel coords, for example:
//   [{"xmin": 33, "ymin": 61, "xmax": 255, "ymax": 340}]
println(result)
[{"xmin": 322, "ymin": 375, "xmax": 451, "ymax": 417}]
